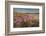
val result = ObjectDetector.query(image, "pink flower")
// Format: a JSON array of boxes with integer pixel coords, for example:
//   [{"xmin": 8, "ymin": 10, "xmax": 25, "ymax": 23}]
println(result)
[
  {"xmin": 14, "ymin": 16, "xmax": 24, "ymax": 25},
  {"xmin": 27, "ymin": 15, "xmax": 32, "ymax": 20},
  {"xmin": 21, "ymin": 15, "xmax": 33, "ymax": 22},
  {"xmin": 21, "ymin": 16, "xmax": 27, "ymax": 22}
]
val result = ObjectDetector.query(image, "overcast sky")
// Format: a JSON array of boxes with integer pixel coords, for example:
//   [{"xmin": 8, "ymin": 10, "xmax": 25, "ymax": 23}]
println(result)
[{"xmin": 13, "ymin": 8, "xmax": 39, "ymax": 13}]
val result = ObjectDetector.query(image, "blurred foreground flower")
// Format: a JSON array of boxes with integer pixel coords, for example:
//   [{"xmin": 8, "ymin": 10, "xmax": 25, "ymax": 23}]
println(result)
[{"xmin": 14, "ymin": 16, "xmax": 24, "ymax": 25}]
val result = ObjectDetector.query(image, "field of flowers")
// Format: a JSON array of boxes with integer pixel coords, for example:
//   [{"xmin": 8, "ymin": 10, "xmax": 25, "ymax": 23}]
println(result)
[{"xmin": 13, "ymin": 13, "xmax": 39, "ymax": 28}]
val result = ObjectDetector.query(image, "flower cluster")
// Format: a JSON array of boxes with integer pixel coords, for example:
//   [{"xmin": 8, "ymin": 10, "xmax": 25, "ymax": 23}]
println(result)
[
  {"xmin": 14, "ymin": 15, "xmax": 33, "ymax": 25},
  {"xmin": 13, "ymin": 14, "xmax": 39, "ymax": 27}
]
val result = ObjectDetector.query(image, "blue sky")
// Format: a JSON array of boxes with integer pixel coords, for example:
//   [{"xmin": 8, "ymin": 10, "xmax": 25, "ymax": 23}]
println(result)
[{"xmin": 13, "ymin": 8, "xmax": 39, "ymax": 13}]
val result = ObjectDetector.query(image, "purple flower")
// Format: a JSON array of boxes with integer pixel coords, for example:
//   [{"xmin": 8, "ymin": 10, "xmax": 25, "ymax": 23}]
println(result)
[
  {"xmin": 14, "ymin": 16, "xmax": 24, "ymax": 25},
  {"xmin": 27, "ymin": 15, "xmax": 32, "ymax": 20},
  {"xmin": 22, "ymin": 15, "xmax": 33, "ymax": 21}
]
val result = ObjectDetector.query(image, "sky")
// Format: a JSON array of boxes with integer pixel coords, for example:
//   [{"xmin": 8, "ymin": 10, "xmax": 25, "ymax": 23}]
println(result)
[{"xmin": 13, "ymin": 8, "xmax": 39, "ymax": 13}]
